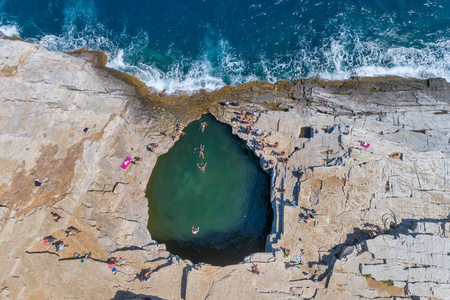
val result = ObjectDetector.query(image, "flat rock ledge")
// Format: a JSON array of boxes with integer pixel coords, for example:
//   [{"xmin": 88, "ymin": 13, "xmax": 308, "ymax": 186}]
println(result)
[{"xmin": 0, "ymin": 39, "xmax": 449, "ymax": 300}]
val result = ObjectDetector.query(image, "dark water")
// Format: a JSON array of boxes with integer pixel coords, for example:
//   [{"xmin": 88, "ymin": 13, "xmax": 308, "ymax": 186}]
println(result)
[
  {"xmin": 0, "ymin": 0, "xmax": 449, "ymax": 94},
  {"xmin": 146, "ymin": 114, "xmax": 273, "ymax": 266}
]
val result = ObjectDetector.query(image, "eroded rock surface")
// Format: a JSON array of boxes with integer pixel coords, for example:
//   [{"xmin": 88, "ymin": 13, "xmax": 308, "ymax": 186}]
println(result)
[{"xmin": 0, "ymin": 39, "xmax": 449, "ymax": 299}]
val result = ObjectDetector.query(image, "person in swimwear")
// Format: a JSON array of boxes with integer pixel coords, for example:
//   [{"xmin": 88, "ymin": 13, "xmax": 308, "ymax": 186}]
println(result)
[
  {"xmin": 199, "ymin": 145, "xmax": 205, "ymax": 159},
  {"xmin": 192, "ymin": 226, "xmax": 199, "ymax": 234},
  {"xmin": 201, "ymin": 122, "xmax": 207, "ymax": 132},
  {"xmin": 197, "ymin": 162, "xmax": 207, "ymax": 171}
]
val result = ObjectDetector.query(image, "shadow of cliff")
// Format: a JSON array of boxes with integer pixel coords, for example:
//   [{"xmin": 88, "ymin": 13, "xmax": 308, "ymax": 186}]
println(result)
[
  {"xmin": 309, "ymin": 216, "xmax": 450, "ymax": 287},
  {"xmin": 111, "ymin": 291, "xmax": 166, "ymax": 300}
]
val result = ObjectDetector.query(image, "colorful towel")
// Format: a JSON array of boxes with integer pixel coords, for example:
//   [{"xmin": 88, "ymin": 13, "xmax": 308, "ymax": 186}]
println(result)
[
  {"xmin": 120, "ymin": 157, "xmax": 132, "ymax": 169},
  {"xmin": 360, "ymin": 141, "xmax": 370, "ymax": 149}
]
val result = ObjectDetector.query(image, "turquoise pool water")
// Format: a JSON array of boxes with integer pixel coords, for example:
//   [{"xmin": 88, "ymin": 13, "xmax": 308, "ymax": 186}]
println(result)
[{"xmin": 146, "ymin": 114, "xmax": 272, "ymax": 266}]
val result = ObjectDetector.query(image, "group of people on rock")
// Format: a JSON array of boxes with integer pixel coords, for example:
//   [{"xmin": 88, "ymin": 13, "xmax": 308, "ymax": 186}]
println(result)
[
  {"xmin": 107, "ymin": 256, "xmax": 125, "ymax": 272},
  {"xmin": 42, "ymin": 215, "xmax": 83, "ymax": 254},
  {"xmin": 299, "ymin": 208, "xmax": 317, "ymax": 224},
  {"xmin": 238, "ymin": 110, "xmax": 257, "ymax": 124}
]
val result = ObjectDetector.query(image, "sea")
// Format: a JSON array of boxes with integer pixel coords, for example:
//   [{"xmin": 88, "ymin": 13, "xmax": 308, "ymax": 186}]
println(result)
[{"xmin": 1, "ymin": 0, "xmax": 449, "ymax": 94}]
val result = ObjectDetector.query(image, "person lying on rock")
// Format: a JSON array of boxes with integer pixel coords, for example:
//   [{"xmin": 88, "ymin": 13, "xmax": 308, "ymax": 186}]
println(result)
[
  {"xmin": 53, "ymin": 240, "xmax": 68, "ymax": 252},
  {"xmin": 66, "ymin": 226, "xmax": 81, "ymax": 237},
  {"xmin": 43, "ymin": 235, "xmax": 54, "ymax": 245},
  {"xmin": 51, "ymin": 212, "xmax": 62, "ymax": 222},
  {"xmin": 107, "ymin": 257, "xmax": 118, "ymax": 269}
]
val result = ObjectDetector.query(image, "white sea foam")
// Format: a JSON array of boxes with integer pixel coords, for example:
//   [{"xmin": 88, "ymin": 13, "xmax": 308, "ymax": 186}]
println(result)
[
  {"xmin": 0, "ymin": 24, "xmax": 20, "ymax": 37},
  {"xmin": 106, "ymin": 38, "xmax": 258, "ymax": 95},
  {"xmin": 107, "ymin": 50, "xmax": 226, "ymax": 95},
  {"xmin": 26, "ymin": 16, "xmax": 450, "ymax": 94}
]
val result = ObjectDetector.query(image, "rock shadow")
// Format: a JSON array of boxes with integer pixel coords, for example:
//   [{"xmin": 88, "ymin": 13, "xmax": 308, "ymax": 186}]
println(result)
[{"xmin": 111, "ymin": 291, "xmax": 166, "ymax": 300}]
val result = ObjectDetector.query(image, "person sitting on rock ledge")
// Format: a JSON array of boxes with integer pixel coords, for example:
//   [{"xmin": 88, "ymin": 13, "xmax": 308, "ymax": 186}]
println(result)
[
  {"xmin": 147, "ymin": 143, "xmax": 158, "ymax": 152},
  {"xmin": 251, "ymin": 263, "xmax": 260, "ymax": 275},
  {"xmin": 246, "ymin": 125, "xmax": 253, "ymax": 134},
  {"xmin": 254, "ymin": 128, "xmax": 263, "ymax": 136},
  {"xmin": 366, "ymin": 225, "xmax": 383, "ymax": 238},
  {"xmin": 176, "ymin": 128, "xmax": 186, "ymax": 135},
  {"xmin": 172, "ymin": 135, "xmax": 179, "ymax": 141},
  {"xmin": 139, "ymin": 269, "xmax": 152, "ymax": 282},
  {"xmin": 239, "ymin": 110, "xmax": 246, "ymax": 120},
  {"xmin": 131, "ymin": 157, "xmax": 142, "ymax": 165},
  {"xmin": 258, "ymin": 139, "xmax": 268, "ymax": 149}
]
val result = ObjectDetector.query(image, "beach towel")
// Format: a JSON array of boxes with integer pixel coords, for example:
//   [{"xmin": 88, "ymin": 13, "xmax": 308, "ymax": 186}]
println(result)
[
  {"xmin": 120, "ymin": 157, "xmax": 133, "ymax": 169},
  {"xmin": 360, "ymin": 141, "xmax": 370, "ymax": 149}
]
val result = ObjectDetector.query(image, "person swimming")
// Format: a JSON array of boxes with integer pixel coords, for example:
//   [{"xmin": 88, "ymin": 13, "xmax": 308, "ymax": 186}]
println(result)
[
  {"xmin": 199, "ymin": 144, "xmax": 205, "ymax": 159},
  {"xmin": 192, "ymin": 226, "xmax": 199, "ymax": 234},
  {"xmin": 197, "ymin": 162, "xmax": 207, "ymax": 171},
  {"xmin": 201, "ymin": 122, "xmax": 207, "ymax": 132}
]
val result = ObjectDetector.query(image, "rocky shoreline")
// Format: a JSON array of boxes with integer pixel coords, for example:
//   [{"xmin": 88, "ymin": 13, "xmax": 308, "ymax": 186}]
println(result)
[{"xmin": 0, "ymin": 39, "xmax": 449, "ymax": 299}]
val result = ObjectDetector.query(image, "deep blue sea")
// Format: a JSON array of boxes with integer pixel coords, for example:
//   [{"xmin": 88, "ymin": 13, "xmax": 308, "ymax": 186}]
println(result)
[{"xmin": 1, "ymin": 0, "xmax": 449, "ymax": 94}]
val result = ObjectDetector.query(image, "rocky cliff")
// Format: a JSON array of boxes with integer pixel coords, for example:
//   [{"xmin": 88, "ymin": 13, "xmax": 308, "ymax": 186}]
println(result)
[{"xmin": 0, "ymin": 39, "xmax": 449, "ymax": 299}]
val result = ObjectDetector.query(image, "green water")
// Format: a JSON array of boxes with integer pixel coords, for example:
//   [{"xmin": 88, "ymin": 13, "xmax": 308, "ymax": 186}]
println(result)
[{"xmin": 146, "ymin": 114, "xmax": 272, "ymax": 266}]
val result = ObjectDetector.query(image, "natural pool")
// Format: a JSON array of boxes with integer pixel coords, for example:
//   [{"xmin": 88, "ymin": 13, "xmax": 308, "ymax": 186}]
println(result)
[{"xmin": 146, "ymin": 114, "xmax": 273, "ymax": 266}]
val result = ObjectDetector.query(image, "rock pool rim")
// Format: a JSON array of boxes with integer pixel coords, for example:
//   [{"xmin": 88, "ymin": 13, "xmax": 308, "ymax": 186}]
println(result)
[{"xmin": 145, "ymin": 114, "xmax": 274, "ymax": 266}]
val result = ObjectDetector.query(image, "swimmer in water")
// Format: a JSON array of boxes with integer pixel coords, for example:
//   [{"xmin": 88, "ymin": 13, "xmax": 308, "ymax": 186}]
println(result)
[
  {"xmin": 192, "ymin": 226, "xmax": 199, "ymax": 234},
  {"xmin": 197, "ymin": 162, "xmax": 207, "ymax": 171},
  {"xmin": 199, "ymin": 144, "xmax": 205, "ymax": 159},
  {"xmin": 201, "ymin": 122, "xmax": 207, "ymax": 132}
]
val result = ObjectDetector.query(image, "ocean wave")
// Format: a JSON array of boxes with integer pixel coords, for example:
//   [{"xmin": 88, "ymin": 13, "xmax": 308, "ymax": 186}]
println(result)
[
  {"xmin": 255, "ymin": 28, "xmax": 450, "ymax": 84},
  {"xmin": 0, "ymin": 24, "xmax": 20, "ymax": 37},
  {"xmin": 5, "ymin": 19, "xmax": 450, "ymax": 95},
  {"xmin": 106, "ymin": 39, "xmax": 260, "ymax": 95}
]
